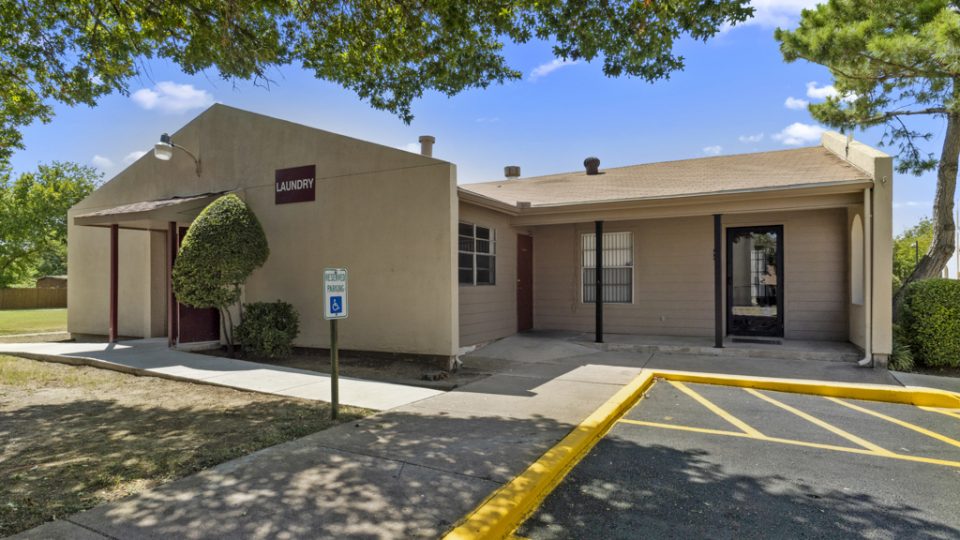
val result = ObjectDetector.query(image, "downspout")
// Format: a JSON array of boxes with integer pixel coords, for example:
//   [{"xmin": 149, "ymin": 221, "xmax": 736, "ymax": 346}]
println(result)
[{"xmin": 858, "ymin": 187, "xmax": 873, "ymax": 367}]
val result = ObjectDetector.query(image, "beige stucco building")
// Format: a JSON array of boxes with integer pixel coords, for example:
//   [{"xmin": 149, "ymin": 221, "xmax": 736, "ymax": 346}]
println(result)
[{"xmin": 68, "ymin": 105, "xmax": 893, "ymax": 366}]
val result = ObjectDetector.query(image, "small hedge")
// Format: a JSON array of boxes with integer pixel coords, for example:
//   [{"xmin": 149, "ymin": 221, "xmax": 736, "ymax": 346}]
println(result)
[
  {"xmin": 899, "ymin": 279, "xmax": 960, "ymax": 368},
  {"xmin": 235, "ymin": 301, "xmax": 300, "ymax": 358}
]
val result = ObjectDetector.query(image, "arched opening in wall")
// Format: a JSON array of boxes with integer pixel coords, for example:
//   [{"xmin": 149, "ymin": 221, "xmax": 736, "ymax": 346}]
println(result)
[{"xmin": 851, "ymin": 215, "xmax": 864, "ymax": 305}]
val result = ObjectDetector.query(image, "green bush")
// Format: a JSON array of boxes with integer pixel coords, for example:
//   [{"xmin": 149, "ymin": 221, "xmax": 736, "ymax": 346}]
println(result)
[
  {"xmin": 899, "ymin": 279, "xmax": 960, "ymax": 368},
  {"xmin": 889, "ymin": 325, "xmax": 915, "ymax": 372},
  {"xmin": 235, "ymin": 301, "xmax": 300, "ymax": 358}
]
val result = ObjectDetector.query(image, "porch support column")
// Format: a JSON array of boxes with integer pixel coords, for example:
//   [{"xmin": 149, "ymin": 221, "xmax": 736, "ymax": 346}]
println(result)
[
  {"xmin": 713, "ymin": 214, "xmax": 723, "ymax": 348},
  {"xmin": 167, "ymin": 221, "xmax": 178, "ymax": 348},
  {"xmin": 595, "ymin": 220, "xmax": 603, "ymax": 343},
  {"xmin": 109, "ymin": 224, "xmax": 118, "ymax": 343}
]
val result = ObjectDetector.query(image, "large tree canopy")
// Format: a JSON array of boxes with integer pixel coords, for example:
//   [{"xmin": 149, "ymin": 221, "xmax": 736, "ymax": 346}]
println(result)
[
  {"xmin": 0, "ymin": 162, "xmax": 100, "ymax": 287},
  {"xmin": 1, "ymin": 0, "xmax": 752, "ymax": 166},
  {"xmin": 776, "ymin": 0, "xmax": 960, "ymax": 311}
]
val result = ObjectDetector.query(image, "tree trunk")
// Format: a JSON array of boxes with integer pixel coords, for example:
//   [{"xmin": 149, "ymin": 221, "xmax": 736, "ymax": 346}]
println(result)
[
  {"xmin": 221, "ymin": 307, "xmax": 235, "ymax": 358},
  {"xmin": 893, "ymin": 111, "xmax": 960, "ymax": 319}
]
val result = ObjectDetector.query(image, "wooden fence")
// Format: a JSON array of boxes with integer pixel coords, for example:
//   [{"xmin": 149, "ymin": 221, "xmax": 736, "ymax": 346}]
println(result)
[{"xmin": 0, "ymin": 288, "xmax": 67, "ymax": 309}]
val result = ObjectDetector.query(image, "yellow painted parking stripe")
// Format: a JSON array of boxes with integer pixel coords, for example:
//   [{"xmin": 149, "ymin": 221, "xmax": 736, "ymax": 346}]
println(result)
[
  {"xmin": 620, "ymin": 419, "xmax": 960, "ymax": 469},
  {"xmin": 669, "ymin": 380, "xmax": 764, "ymax": 437},
  {"xmin": 744, "ymin": 388, "xmax": 893, "ymax": 455},
  {"xmin": 619, "ymin": 418, "xmax": 747, "ymax": 438},
  {"xmin": 827, "ymin": 398, "xmax": 960, "ymax": 450},
  {"xmin": 919, "ymin": 406, "xmax": 960, "ymax": 421}
]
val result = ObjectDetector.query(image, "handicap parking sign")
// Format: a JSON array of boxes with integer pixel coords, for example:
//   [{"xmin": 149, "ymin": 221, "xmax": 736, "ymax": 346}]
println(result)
[{"xmin": 323, "ymin": 268, "xmax": 348, "ymax": 320}]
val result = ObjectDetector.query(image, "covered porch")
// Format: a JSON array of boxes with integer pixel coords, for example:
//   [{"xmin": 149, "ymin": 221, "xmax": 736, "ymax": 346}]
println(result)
[{"xmin": 70, "ymin": 192, "xmax": 224, "ymax": 346}]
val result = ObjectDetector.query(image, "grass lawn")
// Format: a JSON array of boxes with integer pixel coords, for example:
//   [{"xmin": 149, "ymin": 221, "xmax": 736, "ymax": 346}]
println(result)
[
  {"xmin": 0, "ymin": 355, "xmax": 369, "ymax": 537},
  {"xmin": 0, "ymin": 308, "xmax": 67, "ymax": 335}
]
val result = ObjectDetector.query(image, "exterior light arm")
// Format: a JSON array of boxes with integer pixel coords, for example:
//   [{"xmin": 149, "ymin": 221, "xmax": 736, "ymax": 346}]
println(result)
[{"xmin": 157, "ymin": 133, "xmax": 202, "ymax": 175}]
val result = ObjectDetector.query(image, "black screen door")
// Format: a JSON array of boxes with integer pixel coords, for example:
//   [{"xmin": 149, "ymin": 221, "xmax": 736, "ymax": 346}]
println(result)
[{"xmin": 727, "ymin": 225, "xmax": 784, "ymax": 337}]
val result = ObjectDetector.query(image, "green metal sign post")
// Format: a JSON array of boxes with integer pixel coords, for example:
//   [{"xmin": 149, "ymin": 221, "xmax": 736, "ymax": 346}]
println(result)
[
  {"xmin": 323, "ymin": 268, "xmax": 348, "ymax": 421},
  {"xmin": 330, "ymin": 318, "xmax": 339, "ymax": 419}
]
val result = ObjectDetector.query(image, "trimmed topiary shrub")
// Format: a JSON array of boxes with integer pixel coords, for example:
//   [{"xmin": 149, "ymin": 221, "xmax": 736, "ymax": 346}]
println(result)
[
  {"xmin": 173, "ymin": 194, "xmax": 269, "ymax": 355},
  {"xmin": 899, "ymin": 279, "xmax": 960, "ymax": 368},
  {"xmin": 235, "ymin": 301, "xmax": 300, "ymax": 358}
]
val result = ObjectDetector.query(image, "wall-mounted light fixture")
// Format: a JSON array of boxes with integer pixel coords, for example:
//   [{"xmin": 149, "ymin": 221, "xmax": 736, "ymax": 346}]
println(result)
[{"xmin": 154, "ymin": 133, "xmax": 201, "ymax": 175}]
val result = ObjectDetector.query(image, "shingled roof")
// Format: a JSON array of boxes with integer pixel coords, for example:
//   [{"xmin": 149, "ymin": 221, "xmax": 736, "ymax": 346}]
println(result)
[{"xmin": 459, "ymin": 146, "xmax": 871, "ymax": 208}]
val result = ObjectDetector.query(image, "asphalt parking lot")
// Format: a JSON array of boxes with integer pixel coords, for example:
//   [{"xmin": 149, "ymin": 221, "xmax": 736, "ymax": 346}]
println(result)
[{"xmin": 517, "ymin": 380, "xmax": 960, "ymax": 539}]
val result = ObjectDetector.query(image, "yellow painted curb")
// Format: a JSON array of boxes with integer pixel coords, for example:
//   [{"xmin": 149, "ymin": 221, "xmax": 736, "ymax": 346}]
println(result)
[
  {"xmin": 652, "ymin": 370, "xmax": 960, "ymax": 409},
  {"xmin": 442, "ymin": 371, "xmax": 657, "ymax": 540}
]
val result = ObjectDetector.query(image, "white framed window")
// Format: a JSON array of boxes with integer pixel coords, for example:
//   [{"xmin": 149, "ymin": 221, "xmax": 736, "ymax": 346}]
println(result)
[
  {"xmin": 582, "ymin": 231, "xmax": 633, "ymax": 303},
  {"xmin": 459, "ymin": 222, "xmax": 496, "ymax": 285}
]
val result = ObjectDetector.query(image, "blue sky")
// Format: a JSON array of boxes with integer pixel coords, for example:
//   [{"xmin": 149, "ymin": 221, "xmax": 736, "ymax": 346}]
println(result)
[{"xmin": 9, "ymin": 1, "xmax": 955, "ymax": 272}]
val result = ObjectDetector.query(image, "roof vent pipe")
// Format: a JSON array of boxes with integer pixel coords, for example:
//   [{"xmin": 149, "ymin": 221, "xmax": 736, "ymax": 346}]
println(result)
[
  {"xmin": 419, "ymin": 135, "xmax": 435, "ymax": 157},
  {"xmin": 504, "ymin": 165, "xmax": 521, "ymax": 179},
  {"xmin": 584, "ymin": 156, "xmax": 600, "ymax": 175}
]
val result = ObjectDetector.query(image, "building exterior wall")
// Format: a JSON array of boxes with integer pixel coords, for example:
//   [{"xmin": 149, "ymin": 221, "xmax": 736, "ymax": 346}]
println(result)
[
  {"xmin": 68, "ymin": 105, "xmax": 459, "ymax": 357},
  {"xmin": 457, "ymin": 202, "xmax": 528, "ymax": 346},
  {"xmin": 533, "ymin": 216, "xmax": 715, "ymax": 336},
  {"xmin": 532, "ymin": 209, "xmax": 850, "ymax": 341}
]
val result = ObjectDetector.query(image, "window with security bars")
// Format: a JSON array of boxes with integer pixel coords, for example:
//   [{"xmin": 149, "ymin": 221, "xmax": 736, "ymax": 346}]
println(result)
[
  {"xmin": 582, "ymin": 232, "xmax": 633, "ymax": 303},
  {"xmin": 459, "ymin": 222, "xmax": 496, "ymax": 285}
]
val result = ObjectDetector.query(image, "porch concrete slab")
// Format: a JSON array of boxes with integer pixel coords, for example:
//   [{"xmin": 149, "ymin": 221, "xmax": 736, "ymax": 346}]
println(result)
[
  {"xmin": 646, "ymin": 352, "xmax": 899, "ymax": 385},
  {"xmin": 0, "ymin": 339, "xmax": 442, "ymax": 411},
  {"xmin": 403, "ymin": 372, "xmax": 621, "ymax": 424},
  {"xmin": 551, "ymin": 363, "xmax": 646, "ymax": 385},
  {"xmin": 890, "ymin": 371, "xmax": 960, "ymax": 394},
  {"xmin": 464, "ymin": 333, "xmax": 598, "ymax": 363}
]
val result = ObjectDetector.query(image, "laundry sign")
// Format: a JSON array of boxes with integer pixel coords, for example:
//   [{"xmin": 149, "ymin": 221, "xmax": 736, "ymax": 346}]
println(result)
[{"xmin": 275, "ymin": 164, "xmax": 316, "ymax": 204}]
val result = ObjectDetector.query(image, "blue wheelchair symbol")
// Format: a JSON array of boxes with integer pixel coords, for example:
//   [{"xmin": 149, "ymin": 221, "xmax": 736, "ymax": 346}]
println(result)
[{"xmin": 329, "ymin": 296, "xmax": 343, "ymax": 314}]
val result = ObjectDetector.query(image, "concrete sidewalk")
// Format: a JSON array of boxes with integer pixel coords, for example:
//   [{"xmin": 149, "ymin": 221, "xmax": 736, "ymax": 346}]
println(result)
[
  {"xmin": 0, "ymin": 338, "xmax": 443, "ymax": 410},
  {"xmin": 8, "ymin": 335, "xmax": 924, "ymax": 539}
]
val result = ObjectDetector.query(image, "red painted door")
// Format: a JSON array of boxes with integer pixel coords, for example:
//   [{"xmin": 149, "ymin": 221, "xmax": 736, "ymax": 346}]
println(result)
[
  {"xmin": 517, "ymin": 234, "xmax": 534, "ymax": 332},
  {"xmin": 176, "ymin": 227, "xmax": 221, "ymax": 343}
]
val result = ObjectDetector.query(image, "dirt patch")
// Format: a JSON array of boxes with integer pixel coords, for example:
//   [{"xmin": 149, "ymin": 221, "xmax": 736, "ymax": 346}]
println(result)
[
  {"xmin": 0, "ymin": 355, "xmax": 369, "ymax": 537},
  {"xmin": 199, "ymin": 347, "xmax": 491, "ymax": 391}
]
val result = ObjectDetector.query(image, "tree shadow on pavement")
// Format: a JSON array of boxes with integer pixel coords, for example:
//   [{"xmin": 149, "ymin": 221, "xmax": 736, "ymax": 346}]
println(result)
[
  {"xmin": 519, "ymin": 440, "xmax": 960, "ymax": 539},
  {"xmin": 13, "ymin": 407, "xmax": 579, "ymax": 539}
]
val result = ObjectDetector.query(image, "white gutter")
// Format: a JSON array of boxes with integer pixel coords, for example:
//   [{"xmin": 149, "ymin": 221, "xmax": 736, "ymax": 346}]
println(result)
[{"xmin": 859, "ymin": 187, "xmax": 873, "ymax": 367}]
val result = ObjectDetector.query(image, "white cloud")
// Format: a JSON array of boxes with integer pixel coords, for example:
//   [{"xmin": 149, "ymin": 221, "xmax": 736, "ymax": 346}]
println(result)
[
  {"xmin": 529, "ymin": 58, "xmax": 579, "ymax": 81},
  {"xmin": 738, "ymin": 133, "xmax": 764, "ymax": 143},
  {"xmin": 123, "ymin": 150, "xmax": 147, "ymax": 165},
  {"xmin": 131, "ymin": 81, "xmax": 214, "ymax": 114},
  {"xmin": 805, "ymin": 81, "xmax": 839, "ymax": 100},
  {"xmin": 703, "ymin": 145, "xmax": 723, "ymax": 156},
  {"xmin": 772, "ymin": 122, "xmax": 824, "ymax": 145},
  {"xmin": 91, "ymin": 155, "xmax": 114, "ymax": 171},
  {"xmin": 784, "ymin": 96, "xmax": 809, "ymax": 110},
  {"xmin": 805, "ymin": 81, "xmax": 857, "ymax": 103},
  {"xmin": 403, "ymin": 142, "xmax": 421, "ymax": 153},
  {"xmin": 736, "ymin": 0, "xmax": 821, "ymax": 29}
]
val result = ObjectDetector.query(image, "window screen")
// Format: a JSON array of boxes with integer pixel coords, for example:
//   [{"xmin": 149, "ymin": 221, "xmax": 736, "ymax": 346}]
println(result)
[
  {"xmin": 459, "ymin": 223, "xmax": 496, "ymax": 285},
  {"xmin": 582, "ymin": 232, "xmax": 633, "ymax": 303}
]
